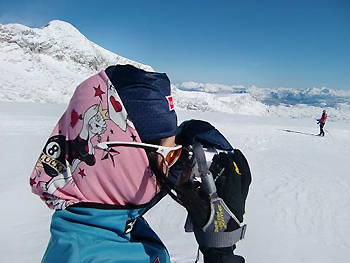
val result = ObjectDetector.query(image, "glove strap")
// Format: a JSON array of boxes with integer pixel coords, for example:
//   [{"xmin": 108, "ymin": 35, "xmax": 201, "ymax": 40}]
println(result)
[
  {"xmin": 194, "ymin": 224, "xmax": 247, "ymax": 248},
  {"xmin": 186, "ymin": 196, "xmax": 247, "ymax": 248}
]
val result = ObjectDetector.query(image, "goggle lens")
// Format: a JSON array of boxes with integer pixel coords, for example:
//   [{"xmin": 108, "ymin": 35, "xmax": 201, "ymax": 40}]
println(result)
[{"xmin": 165, "ymin": 148, "xmax": 182, "ymax": 167}]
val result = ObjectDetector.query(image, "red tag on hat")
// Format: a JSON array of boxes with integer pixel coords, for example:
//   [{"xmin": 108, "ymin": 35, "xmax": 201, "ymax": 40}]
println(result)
[{"xmin": 166, "ymin": 96, "xmax": 174, "ymax": 111}]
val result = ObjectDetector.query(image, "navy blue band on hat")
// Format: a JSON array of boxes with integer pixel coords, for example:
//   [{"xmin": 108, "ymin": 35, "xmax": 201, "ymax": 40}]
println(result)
[{"xmin": 105, "ymin": 65, "xmax": 177, "ymax": 142}]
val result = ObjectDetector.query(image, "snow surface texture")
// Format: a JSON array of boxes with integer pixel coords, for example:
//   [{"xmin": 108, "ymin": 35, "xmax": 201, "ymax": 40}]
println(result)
[
  {"xmin": 1, "ymin": 101, "xmax": 349, "ymax": 263},
  {"xmin": 1, "ymin": 20, "xmax": 350, "ymax": 122}
]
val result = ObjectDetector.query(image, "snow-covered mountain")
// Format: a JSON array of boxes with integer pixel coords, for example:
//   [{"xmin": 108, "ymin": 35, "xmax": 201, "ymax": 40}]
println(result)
[
  {"xmin": 1, "ymin": 20, "xmax": 349, "ymax": 121},
  {"xmin": 0, "ymin": 20, "xmax": 153, "ymax": 103}
]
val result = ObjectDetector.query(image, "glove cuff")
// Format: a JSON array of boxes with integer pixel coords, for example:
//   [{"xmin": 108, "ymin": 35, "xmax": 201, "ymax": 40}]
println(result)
[
  {"xmin": 194, "ymin": 225, "xmax": 247, "ymax": 248},
  {"xmin": 189, "ymin": 196, "xmax": 247, "ymax": 248}
]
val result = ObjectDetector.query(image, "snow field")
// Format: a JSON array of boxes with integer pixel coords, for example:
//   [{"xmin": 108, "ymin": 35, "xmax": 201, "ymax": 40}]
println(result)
[{"xmin": 0, "ymin": 102, "xmax": 349, "ymax": 262}]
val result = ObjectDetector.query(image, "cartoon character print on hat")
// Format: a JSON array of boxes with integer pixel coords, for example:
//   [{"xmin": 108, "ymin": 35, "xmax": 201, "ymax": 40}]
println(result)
[
  {"xmin": 33, "ymin": 103, "xmax": 109, "ymax": 196},
  {"xmin": 70, "ymin": 109, "xmax": 83, "ymax": 128},
  {"xmin": 107, "ymin": 80, "xmax": 135, "ymax": 131},
  {"xmin": 30, "ymin": 70, "xmax": 156, "ymax": 210},
  {"xmin": 41, "ymin": 135, "xmax": 67, "ymax": 177},
  {"xmin": 66, "ymin": 104, "xmax": 108, "ymax": 172}
]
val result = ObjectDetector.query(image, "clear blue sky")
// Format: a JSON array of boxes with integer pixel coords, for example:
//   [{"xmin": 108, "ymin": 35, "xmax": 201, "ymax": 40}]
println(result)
[{"xmin": 1, "ymin": 0, "xmax": 349, "ymax": 89}]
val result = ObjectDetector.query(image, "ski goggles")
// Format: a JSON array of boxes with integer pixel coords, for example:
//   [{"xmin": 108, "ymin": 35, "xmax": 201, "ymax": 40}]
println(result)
[{"xmin": 97, "ymin": 141, "xmax": 182, "ymax": 168}]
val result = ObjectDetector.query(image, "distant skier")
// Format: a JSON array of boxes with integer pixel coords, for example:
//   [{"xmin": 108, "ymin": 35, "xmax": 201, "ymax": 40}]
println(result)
[{"xmin": 317, "ymin": 110, "xmax": 327, "ymax": 136}]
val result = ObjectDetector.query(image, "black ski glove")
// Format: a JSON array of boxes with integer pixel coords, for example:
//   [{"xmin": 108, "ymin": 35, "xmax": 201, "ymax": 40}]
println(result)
[
  {"xmin": 210, "ymin": 150, "xmax": 251, "ymax": 230},
  {"xmin": 170, "ymin": 119, "xmax": 252, "ymax": 263},
  {"xmin": 199, "ymin": 150, "xmax": 251, "ymax": 263}
]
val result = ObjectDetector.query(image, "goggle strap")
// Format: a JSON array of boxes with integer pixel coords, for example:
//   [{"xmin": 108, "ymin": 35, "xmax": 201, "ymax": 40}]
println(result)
[{"xmin": 97, "ymin": 141, "xmax": 182, "ymax": 168}]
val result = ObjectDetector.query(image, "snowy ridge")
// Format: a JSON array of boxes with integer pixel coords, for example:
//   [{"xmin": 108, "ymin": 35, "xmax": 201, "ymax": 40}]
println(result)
[
  {"xmin": 0, "ymin": 20, "xmax": 153, "ymax": 103},
  {"xmin": 175, "ymin": 83, "xmax": 350, "ymax": 122},
  {"xmin": 172, "ymin": 86, "xmax": 269, "ymax": 116},
  {"xmin": 177, "ymin": 82, "xmax": 350, "ymax": 106}
]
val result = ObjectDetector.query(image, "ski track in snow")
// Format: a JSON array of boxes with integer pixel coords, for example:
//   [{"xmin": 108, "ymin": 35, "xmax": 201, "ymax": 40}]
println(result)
[{"xmin": 1, "ymin": 102, "xmax": 350, "ymax": 263}]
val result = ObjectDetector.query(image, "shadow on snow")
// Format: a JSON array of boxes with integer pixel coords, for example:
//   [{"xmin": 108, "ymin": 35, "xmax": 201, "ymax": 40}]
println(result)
[{"xmin": 279, "ymin": 129, "xmax": 319, "ymax": 137}]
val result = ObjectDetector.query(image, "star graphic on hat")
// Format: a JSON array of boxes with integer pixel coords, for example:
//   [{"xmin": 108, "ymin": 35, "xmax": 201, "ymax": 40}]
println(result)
[
  {"xmin": 101, "ymin": 136, "xmax": 120, "ymax": 166},
  {"xmin": 78, "ymin": 168, "xmax": 87, "ymax": 178},
  {"xmin": 130, "ymin": 133, "xmax": 137, "ymax": 142},
  {"xmin": 94, "ymin": 85, "xmax": 105, "ymax": 101}
]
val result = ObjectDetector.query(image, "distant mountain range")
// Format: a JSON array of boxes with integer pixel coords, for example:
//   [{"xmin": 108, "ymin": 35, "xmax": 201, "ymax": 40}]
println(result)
[{"xmin": 1, "ymin": 20, "xmax": 349, "ymax": 121}]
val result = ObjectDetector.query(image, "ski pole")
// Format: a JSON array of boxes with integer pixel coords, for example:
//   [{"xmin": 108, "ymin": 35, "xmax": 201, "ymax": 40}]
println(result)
[
  {"xmin": 324, "ymin": 128, "xmax": 333, "ymax": 138},
  {"xmin": 192, "ymin": 141, "xmax": 217, "ymax": 197}
]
